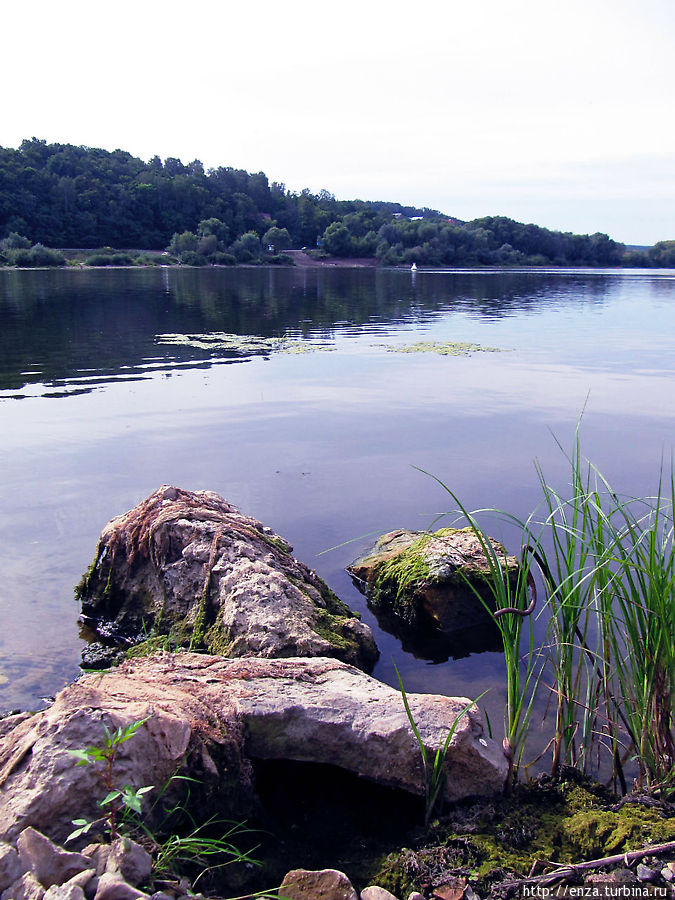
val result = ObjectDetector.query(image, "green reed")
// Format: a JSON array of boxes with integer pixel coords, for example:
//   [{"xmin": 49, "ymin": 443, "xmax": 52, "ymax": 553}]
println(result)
[
  {"xmin": 597, "ymin": 472, "xmax": 675, "ymax": 792},
  {"xmin": 395, "ymin": 663, "xmax": 485, "ymax": 825},
  {"xmin": 418, "ymin": 470, "xmax": 545, "ymax": 793},
  {"xmin": 426, "ymin": 439, "xmax": 675, "ymax": 797}
]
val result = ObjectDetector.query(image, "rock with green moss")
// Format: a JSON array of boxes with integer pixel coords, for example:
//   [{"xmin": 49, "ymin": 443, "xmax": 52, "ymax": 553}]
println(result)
[
  {"xmin": 76, "ymin": 486, "xmax": 378, "ymax": 671},
  {"xmin": 348, "ymin": 528, "xmax": 519, "ymax": 647}
]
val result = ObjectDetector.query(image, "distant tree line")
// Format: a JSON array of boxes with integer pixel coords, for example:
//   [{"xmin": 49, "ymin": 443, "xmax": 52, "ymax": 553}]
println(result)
[
  {"xmin": 0, "ymin": 138, "xmax": 671, "ymax": 268},
  {"xmin": 0, "ymin": 138, "xmax": 435, "ymax": 257}
]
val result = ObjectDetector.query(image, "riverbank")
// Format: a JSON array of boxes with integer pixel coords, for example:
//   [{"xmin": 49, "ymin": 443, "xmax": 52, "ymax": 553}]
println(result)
[{"xmin": 2, "ymin": 486, "xmax": 675, "ymax": 898}]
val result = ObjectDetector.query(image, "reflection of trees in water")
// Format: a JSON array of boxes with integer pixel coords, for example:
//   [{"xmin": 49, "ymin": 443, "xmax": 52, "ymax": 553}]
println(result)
[
  {"xmin": 168, "ymin": 267, "xmax": 616, "ymax": 334},
  {"xmin": 0, "ymin": 267, "xmax": 626, "ymax": 395}
]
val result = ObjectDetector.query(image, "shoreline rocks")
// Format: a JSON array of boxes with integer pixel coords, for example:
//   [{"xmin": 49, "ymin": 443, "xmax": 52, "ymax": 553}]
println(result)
[
  {"xmin": 77, "ymin": 486, "xmax": 378, "ymax": 672},
  {"xmin": 0, "ymin": 655, "xmax": 507, "ymax": 846}
]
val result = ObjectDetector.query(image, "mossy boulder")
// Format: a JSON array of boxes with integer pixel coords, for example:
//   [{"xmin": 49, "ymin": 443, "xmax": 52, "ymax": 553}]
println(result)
[
  {"xmin": 348, "ymin": 528, "xmax": 519, "ymax": 652},
  {"xmin": 77, "ymin": 486, "xmax": 378, "ymax": 671}
]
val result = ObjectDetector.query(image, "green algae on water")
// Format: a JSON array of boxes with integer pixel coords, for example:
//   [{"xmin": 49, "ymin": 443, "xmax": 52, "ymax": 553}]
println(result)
[
  {"xmin": 376, "ymin": 341, "xmax": 507, "ymax": 356},
  {"xmin": 155, "ymin": 332, "xmax": 334, "ymax": 355}
]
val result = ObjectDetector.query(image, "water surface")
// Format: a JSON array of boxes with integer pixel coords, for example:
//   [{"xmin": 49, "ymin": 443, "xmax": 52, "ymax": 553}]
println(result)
[{"xmin": 1, "ymin": 266, "xmax": 674, "ymax": 756}]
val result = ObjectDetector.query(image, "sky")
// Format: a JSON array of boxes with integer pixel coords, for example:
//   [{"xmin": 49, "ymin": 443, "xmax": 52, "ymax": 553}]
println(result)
[{"xmin": 3, "ymin": 0, "xmax": 674, "ymax": 245}]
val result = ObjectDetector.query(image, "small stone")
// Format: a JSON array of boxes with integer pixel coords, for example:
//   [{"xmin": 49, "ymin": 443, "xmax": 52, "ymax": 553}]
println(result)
[
  {"xmin": 105, "ymin": 839, "xmax": 151, "ymax": 887},
  {"xmin": 636, "ymin": 864, "xmax": 658, "ymax": 883},
  {"xmin": 279, "ymin": 868, "xmax": 359, "ymax": 900},
  {"xmin": 1, "ymin": 871, "xmax": 46, "ymax": 900},
  {"xmin": 661, "ymin": 863, "xmax": 675, "ymax": 883},
  {"xmin": 586, "ymin": 869, "xmax": 638, "ymax": 886},
  {"xmin": 0, "ymin": 841, "xmax": 24, "ymax": 891},
  {"xmin": 93, "ymin": 873, "xmax": 150, "ymax": 900},
  {"xmin": 43, "ymin": 883, "xmax": 87, "ymax": 899},
  {"xmin": 433, "ymin": 880, "xmax": 466, "ymax": 900},
  {"xmin": 464, "ymin": 887, "xmax": 480, "ymax": 900},
  {"xmin": 61, "ymin": 869, "xmax": 98, "ymax": 900},
  {"xmin": 361, "ymin": 887, "xmax": 399, "ymax": 900},
  {"xmin": 17, "ymin": 828, "xmax": 91, "ymax": 889},
  {"xmin": 408, "ymin": 894, "xmax": 425, "ymax": 900},
  {"xmin": 81, "ymin": 846, "xmax": 112, "ymax": 877}
]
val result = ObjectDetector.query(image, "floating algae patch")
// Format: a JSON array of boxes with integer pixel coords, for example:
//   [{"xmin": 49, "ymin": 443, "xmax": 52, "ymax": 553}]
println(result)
[
  {"xmin": 155, "ymin": 332, "xmax": 335, "ymax": 355},
  {"xmin": 376, "ymin": 341, "xmax": 507, "ymax": 356}
]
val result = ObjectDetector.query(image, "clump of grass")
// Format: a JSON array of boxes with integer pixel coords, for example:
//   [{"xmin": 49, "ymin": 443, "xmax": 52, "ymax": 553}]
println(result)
[{"xmin": 394, "ymin": 663, "xmax": 485, "ymax": 826}]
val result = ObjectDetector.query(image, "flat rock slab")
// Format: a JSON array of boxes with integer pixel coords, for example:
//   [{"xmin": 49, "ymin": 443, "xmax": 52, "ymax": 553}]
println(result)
[
  {"xmin": 0, "ymin": 655, "xmax": 507, "ymax": 845},
  {"xmin": 348, "ymin": 528, "xmax": 519, "ymax": 642},
  {"xmin": 77, "ymin": 486, "xmax": 377, "ymax": 671}
]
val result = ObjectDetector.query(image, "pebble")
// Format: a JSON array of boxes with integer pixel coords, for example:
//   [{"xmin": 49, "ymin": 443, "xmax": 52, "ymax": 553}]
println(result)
[
  {"xmin": 661, "ymin": 863, "xmax": 675, "ymax": 883},
  {"xmin": 361, "ymin": 888, "xmax": 398, "ymax": 900},
  {"xmin": 636, "ymin": 863, "xmax": 658, "ymax": 882}
]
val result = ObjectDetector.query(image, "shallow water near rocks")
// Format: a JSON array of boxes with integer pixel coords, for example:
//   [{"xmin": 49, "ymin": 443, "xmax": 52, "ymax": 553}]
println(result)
[{"xmin": 1, "ymin": 265, "xmax": 674, "ymax": 769}]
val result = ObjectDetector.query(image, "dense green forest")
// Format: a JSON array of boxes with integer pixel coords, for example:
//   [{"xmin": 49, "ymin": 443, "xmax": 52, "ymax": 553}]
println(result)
[{"xmin": 0, "ymin": 138, "xmax": 673, "ymax": 268}]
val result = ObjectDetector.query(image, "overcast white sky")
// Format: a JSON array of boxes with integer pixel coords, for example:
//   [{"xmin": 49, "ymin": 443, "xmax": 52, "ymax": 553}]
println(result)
[{"xmin": 3, "ymin": 0, "xmax": 674, "ymax": 245}]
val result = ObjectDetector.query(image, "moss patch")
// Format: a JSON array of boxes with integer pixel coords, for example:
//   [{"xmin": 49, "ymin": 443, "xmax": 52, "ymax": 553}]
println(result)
[
  {"xmin": 371, "ymin": 535, "xmax": 434, "ymax": 624},
  {"xmin": 311, "ymin": 609, "xmax": 358, "ymax": 655},
  {"xmin": 372, "ymin": 775, "xmax": 675, "ymax": 897},
  {"xmin": 204, "ymin": 620, "xmax": 233, "ymax": 656}
]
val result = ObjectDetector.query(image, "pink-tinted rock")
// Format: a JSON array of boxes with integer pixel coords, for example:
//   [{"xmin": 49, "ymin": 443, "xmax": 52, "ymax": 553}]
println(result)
[
  {"xmin": 105, "ymin": 839, "xmax": 151, "ymax": 888},
  {"xmin": 0, "ymin": 841, "xmax": 23, "ymax": 891},
  {"xmin": 361, "ymin": 887, "xmax": 399, "ymax": 900},
  {"xmin": 279, "ymin": 868, "xmax": 358, "ymax": 900},
  {"xmin": 0, "ymin": 656, "xmax": 506, "ymax": 845},
  {"xmin": 17, "ymin": 829, "xmax": 91, "ymax": 888},
  {"xmin": 1, "ymin": 871, "xmax": 45, "ymax": 900},
  {"xmin": 93, "ymin": 873, "xmax": 149, "ymax": 900}
]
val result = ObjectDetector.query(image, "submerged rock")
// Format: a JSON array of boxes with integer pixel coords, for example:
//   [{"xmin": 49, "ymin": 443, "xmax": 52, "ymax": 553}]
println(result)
[
  {"xmin": 348, "ymin": 528, "xmax": 519, "ymax": 649},
  {"xmin": 76, "ymin": 486, "xmax": 377, "ymax": 671},
  {"xmin": 0, "ymin": 655, "xmax": 507, "ymax": 844}
]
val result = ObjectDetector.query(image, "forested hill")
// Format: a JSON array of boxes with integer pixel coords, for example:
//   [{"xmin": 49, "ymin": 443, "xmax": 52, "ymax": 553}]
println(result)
[
  {"xmin": 0, "ymin": 138, "xmax": 435, "ymax": 252},
  {"xmin": 1, "ymin": 138, "xmax": 672, "ymax": 267}
]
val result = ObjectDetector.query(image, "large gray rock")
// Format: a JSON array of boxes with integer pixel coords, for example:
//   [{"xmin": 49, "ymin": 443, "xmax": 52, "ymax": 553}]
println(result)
[
  {"xmin": 43, "ymin": 883, "xmax": 87, "ymax": 900},
  {"xmin": 349, "ymin": 528, "xmax": 519, "ymax": 647},
  {"xmin": 77, "ymin": 486, "xmax": 378, "ymax": 671},
  {"xmin": 0, "ymin": 655, "xmax": 507, "ymax": 845}
]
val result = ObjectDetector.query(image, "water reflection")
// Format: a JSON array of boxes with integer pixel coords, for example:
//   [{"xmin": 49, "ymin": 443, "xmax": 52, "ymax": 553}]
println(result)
[
  {"xmin": 1, "ymin": 266, "xmax": 674, "ymax": 730},
  {"xmin": 0, "ymin": 266, "xmax": 635, "ymax": 398}
]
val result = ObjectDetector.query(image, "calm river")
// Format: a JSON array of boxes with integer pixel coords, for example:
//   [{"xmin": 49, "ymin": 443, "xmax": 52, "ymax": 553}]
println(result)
[{"xmin": 1, "ymin": 265, "xmax": 674, "ymax": 752}]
